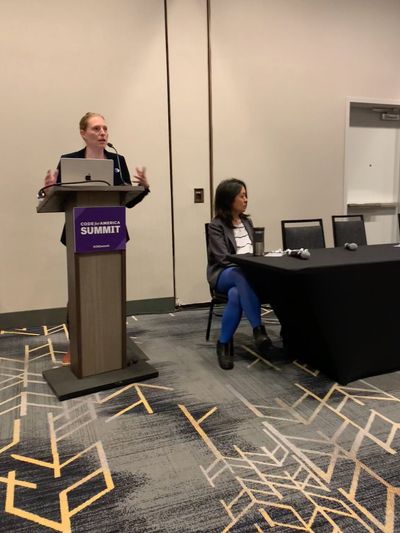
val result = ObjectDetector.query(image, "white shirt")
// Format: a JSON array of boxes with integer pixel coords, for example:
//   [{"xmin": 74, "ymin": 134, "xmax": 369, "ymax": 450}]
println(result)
[{"xmin": 233, "ymin": 221, "xmax": 253, "ymax": 254}]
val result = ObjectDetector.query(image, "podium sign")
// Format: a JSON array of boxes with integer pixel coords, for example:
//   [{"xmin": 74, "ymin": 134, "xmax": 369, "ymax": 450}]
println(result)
[{"xmin": 74, "ymin": 206, "xmax": 126, "ymax": 253}]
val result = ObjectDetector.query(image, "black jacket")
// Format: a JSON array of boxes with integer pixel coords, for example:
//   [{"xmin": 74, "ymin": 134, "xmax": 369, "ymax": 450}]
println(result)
[{"xmin": 207, "ymin": 216, "xmax": 254, "ymax": 288}]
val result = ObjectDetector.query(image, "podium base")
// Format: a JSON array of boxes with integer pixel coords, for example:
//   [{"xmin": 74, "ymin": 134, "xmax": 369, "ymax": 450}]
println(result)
[
  {"xmin": 43, "ymin": 340, "xmax": 159, "ymax": 402},
  {"xmin": 43, "ymin": 361, "xmax": 158, "ymax": 401}
]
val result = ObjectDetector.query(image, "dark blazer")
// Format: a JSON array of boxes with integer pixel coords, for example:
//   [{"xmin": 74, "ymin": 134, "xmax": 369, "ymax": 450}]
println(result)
[
  {"xmin": 207, "ymin": 216, "xmax": 254, "ymax": 289},
  {"xmin": 57, "ymin": 148, "xmax": 150, "ymax": 244}
]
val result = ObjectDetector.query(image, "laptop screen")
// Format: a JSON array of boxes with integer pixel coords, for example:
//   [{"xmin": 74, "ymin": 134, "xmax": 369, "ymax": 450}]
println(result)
[{"xmin": 60, "ymin": 158, "xmax": 114, "ymax": 186}]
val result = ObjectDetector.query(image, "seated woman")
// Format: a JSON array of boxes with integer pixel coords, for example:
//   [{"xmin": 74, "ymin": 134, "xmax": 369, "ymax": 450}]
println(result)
[{"xmin": 207, "ymin": 178, "xmax": 273, "ymax": 370}]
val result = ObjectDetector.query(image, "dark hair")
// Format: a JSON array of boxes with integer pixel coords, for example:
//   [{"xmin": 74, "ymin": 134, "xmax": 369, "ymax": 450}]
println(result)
[{"xmin": 214, "ymin": 178, "xmax": 248, "ymax": 227}]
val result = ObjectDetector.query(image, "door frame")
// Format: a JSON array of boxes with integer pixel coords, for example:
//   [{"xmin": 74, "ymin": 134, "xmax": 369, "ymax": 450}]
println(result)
[{"xmin": 344, "ymin": 96, "xmax": 400, "ymax": 242}]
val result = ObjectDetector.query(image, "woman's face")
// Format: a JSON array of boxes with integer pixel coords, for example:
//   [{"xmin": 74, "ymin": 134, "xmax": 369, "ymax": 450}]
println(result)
[
  {"xmin": 80, "ymin": 115, "xmax": 109, "ymax": 150},
  {"xmin": 231, "ymin": 186, "xmax": 248, "ymax": 216}
]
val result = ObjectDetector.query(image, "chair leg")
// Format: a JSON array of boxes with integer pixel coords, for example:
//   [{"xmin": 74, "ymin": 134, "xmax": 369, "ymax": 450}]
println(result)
[{"xmin": 206, "ymin": 299, "xmax": 215, "ymax": 341}]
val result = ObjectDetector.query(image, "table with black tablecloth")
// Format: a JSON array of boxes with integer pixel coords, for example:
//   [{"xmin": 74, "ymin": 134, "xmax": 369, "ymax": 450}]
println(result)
[{"xmin": 229, "ymin": 244, "xmax": 400, "ymax": 384}]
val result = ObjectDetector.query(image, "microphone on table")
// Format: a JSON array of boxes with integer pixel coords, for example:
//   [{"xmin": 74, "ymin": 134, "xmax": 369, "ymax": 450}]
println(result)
[
  {"xmin": 344, "ymin": 242, "xmax": 358, "ymax": 251},
  {"xmin": 107, "ymin": 142, "xmax": 130, "ymax": 185},
  {"xmin": 284, "ymin": 248, "xmax": 311, "ymax": 259}
]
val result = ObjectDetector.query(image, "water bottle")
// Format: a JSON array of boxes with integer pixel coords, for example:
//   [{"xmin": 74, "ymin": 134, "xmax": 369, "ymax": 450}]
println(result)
[{"xmin": 253, "ymin": 227, "xmax": 265, "ymax": 256}]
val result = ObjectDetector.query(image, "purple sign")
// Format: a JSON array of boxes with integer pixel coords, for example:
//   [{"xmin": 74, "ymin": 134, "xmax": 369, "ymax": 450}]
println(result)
[{"xmin": 74, "ymin": 206, "xmax": 126, "ymax": 253}]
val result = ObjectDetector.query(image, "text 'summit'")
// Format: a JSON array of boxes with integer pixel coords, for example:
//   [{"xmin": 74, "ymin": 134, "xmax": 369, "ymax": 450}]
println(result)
[{"xmin": 80, "ymin": 221, "xmax": 121, "ymax": 235}]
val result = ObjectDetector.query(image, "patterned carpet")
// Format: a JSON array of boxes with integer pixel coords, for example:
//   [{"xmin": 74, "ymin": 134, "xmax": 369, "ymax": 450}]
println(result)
[{"xmin": 0, "ymin": 307, "xmax": 399, "ymax": 532}]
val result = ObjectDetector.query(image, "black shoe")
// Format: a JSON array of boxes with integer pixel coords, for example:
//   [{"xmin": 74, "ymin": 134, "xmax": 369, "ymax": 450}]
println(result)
[
  {"xmin": 217, "ymin": 340, "xmax": 234, "ymax": 370},
  {"xmin": 253, "ymin": 325, "xmax": 273, "ymax": 355}
]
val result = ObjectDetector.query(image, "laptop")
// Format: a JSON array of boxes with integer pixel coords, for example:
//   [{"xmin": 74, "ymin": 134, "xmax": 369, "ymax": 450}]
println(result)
[{"xmin": 60, "ymin": 158, "xmax": 114, "ymax": 186}]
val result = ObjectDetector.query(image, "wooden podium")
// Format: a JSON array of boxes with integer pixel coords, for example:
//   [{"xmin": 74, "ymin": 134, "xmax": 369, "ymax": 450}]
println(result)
[{"xmin": 37, "ymin": 185, "xmax": 158, "ymax": 400}]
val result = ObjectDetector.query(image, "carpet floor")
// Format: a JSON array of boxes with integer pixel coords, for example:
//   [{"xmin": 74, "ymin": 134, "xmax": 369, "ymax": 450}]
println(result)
[{"xmin": 0, "ymin": 307, "xmax": 399, "ymax": 532}]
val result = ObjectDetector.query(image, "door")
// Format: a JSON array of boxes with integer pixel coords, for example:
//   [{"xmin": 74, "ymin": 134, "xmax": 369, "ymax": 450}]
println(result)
[{"xmin": 344, "ymin": 99, "xmax": 400, "ymax": 244}]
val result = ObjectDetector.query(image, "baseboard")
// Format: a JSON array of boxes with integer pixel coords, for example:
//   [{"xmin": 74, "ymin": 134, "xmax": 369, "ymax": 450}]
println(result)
[
  {"xmin": 0, "ymin": 297, "xmax": 176, "ymax": 328},
  {"xmin": 125, "ymin": 297, "xmax": 175, "ymax": 315},
  {"xmin": 0, "ymin": 307, "xmax": 68, "ymax": 329}
]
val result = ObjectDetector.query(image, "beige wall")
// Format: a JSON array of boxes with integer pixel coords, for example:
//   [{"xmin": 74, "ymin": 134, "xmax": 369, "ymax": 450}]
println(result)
[
  {"xmin": 2, "ymin": 0, "xmax": 400, "ymax": 315},
  {"xmin": 0, "ymin": 0, "xmax": 173, "ymax": 314},
  {"xmin": 210, "ymin": 0, "xmax": 400, "ymax": 249},
  {"xmin": 167, "ymin": 0, "xmax": 211, "ymax": 305}
]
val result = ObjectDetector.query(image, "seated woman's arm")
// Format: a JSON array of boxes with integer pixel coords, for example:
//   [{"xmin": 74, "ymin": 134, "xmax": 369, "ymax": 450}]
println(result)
[{"xmin": 208, "ymin": 222, "xmax": 235, "ymax": 268}]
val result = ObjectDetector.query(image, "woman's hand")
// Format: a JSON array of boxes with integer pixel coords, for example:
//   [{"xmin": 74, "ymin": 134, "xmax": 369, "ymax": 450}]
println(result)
[
  {"xmin": 45, "ymin": 169, "xmax": 58, "ymax": 187},
  {"xmin": 43, "ymin": 169, "xmax": 59, "ymax": 195},
  {"xmin": 133, "ymin": 166, "xmax": 149, "ymax": 189}
]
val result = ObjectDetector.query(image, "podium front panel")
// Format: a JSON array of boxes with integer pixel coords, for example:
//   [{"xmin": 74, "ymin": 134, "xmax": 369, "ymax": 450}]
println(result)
[
  {"xmin": 65, "ymin": 191, "xmax": 126, "ymax": 378},
  {"xmin": 77, "ymin": 252, "xmax": 125, "ymax": 376}
]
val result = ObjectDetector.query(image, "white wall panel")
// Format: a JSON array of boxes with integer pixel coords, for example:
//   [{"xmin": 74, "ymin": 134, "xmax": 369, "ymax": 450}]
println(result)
[{"xmin": 346, "ymin": 128, "xmax": 399, "ymax": 204}]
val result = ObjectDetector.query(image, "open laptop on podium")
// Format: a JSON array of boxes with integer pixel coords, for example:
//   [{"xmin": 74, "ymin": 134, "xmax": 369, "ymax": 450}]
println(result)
[{"xmin": 60, "ymin": 158, "xmax": 114, "ymax": 186}]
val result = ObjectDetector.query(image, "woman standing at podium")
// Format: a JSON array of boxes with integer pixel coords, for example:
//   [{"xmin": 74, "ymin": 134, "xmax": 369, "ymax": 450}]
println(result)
[
  {"xmin": 207, "ymin": 178, "xmax": 274, "ymax": 370},
  {"xmin": 44, "ymin": 112, "xmax": 150, "ymax": 198},
  {"xmin": 44, "ymin": 112, "xmax": 150, "ymax": 245},
  {"xmin": 43, "ymin": 112, "xmax": 151, "ymax": 364}
]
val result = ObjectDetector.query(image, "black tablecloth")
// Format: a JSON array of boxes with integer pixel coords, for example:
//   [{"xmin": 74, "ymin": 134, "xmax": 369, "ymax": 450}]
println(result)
[{"xmin": 229, "ymin": 244, "xmax": 400, "ymax": 384}]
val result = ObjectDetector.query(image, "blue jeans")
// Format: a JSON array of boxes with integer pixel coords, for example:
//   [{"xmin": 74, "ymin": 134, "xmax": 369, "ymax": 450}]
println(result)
[{"xmin": 215, "ymin": 267, "xmax": 262, "ymax": 343}]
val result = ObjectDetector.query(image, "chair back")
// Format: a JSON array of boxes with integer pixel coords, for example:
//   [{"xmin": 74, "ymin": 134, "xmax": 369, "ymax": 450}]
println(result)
[
  {"xmin": 281, "ymin": 218, "xmax": 325, "ymax": 249},
  {"xmin": 332, "ymin": 214, "xmax": 367, "ymax": 247},
  {"xmin": 205, "ymin": 222, "xmax": 210, "ymax": 249},
  {"xmin": 205, "ymin": 223, "xmax": 215, "ymax": 297}
]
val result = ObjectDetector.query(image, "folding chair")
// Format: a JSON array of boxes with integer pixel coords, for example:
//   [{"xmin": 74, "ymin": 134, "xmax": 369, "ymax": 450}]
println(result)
[
  {"xmin": 281, "ymin": 218, "xmax": 325, "ymax": 250},
  {"xmin": 332, "ymin": 214, "xmax": 367, "ymax": 247}
]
